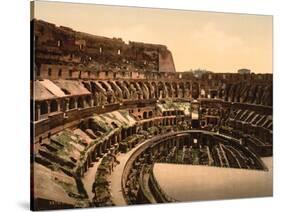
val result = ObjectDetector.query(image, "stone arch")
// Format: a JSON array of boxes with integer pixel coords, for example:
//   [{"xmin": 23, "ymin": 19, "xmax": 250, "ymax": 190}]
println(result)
[
  {"xmin": 179, "ymin": 82, "xmax": 185, "ymax": 98},
  {"xmin": 98, "ymin": 81, "xmax": 109, "ymax": 92},
  {"xmin": 108, "ymin": 81, "xmax": 122, "ymax": 101},
  {"xmin": 192, "ymin": 82, "xmax": 199, "ymax": 99},
  {"xmin": 158, "ymin": 81, "xmax": 166, "ymax": 99},
  {"xmin": 40, "ymin": 101, "xmax": 48, "ymax": 115},
  {"xmin": 143, "ymin": 111, "xmax": 148, "ymax": 119},
  {"xmin": 151, "ymin": 81, "xmax": 158, "ymax": 99},
  {"xmin": 172, "ymin": 82, "xmax": 178, "ymax": 98},
  {"xmin": 128, "ymin": 81, "xmax": 140, "ymax": 99},
  {"xmin": 85, "ymin": 95, "xmax": 92, "ymax": 107},
  {"xmin": 50, "ymin": 99, "xmax": 58, "ymax": 112},
  {"xmin": 123, "ymin": 81, "xmax": 133, "ymax": 97},
  {"xmin": 116, "ymin": 81, "xmax": 130, "ymax": 99},
  {"xmin": 69, "ymin": 98, "xmax": 76, "ymax": 109},
  {"xmin": 184, "ymin": 82, "xmax": 191, "ymax": 98},
  {"xmin": 77, "ymin": 96, "xmax": 84, "ymax": 108},
  {"xmin": 145, "ymin": 82, "xmax": 153, "ymax": 99},
  {"xmin": 138, "ymin": 81, "xmax": 149, "ymax": 99},
  {"xmin": 165, "ymin": 82, "xmax": 173, "ymax": 98},
  {"xmin": 99, "ymin": 81, "xmax": 115, "ymax": 103}
]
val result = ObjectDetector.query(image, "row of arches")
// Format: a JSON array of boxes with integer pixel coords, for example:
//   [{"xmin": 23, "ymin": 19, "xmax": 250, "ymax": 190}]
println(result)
[
  {"xmin": 35, "ymin": 80, "xmax": 272, "ymax": 121},
  {"xmin": 35, "ymin": 95, "xmax": 93, "ymax": 121},
  {"xmin": 84, "ymin": 80, "xmax": 199, "ymax": 102},
  {"xmin": 34, "ymin": 80, "xmax": 204, "ymax": 121}
]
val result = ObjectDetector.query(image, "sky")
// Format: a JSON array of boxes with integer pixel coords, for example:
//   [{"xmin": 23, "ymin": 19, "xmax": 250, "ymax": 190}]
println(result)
[{"xmin": 34, "ymin": 1, "xmax": 273, "ymax": 73}]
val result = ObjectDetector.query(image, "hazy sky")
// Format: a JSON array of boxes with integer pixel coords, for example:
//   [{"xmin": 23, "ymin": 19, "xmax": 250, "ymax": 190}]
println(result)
[{"xmin": 34, "ymin": 1, "xmax": 272, "ymax": 73}]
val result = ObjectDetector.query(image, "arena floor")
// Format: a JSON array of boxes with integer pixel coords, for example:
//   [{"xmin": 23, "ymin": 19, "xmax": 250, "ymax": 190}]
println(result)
[{"xmin": 153, "ymin": 157, "xmax": 273, "ymax": 202}]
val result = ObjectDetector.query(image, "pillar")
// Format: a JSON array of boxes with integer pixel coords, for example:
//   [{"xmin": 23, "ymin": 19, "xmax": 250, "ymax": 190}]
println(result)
[
  {"xmin": 36, "ymin": 103, "xmax": 40, "ymax": 121},
  {"xmin": 47, "ymin": 101, "xmax": 51, "ymax": 114},
  {"xmin": 57, "ymin": 100, "xmax": 61, "ymax": 112},
  {"xmin": 74, "ymin": 98, "xmax": 78, "ymax": 109},
  {"xmin": 65, "ymin": 98, "xmax": 70, "ymax": 111},
  {"xmin": 90, "ymin": 97, "xmax": 94, "ymax": 107}
]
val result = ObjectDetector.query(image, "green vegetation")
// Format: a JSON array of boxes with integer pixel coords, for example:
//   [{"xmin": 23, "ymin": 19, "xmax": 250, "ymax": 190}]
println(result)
[
  {"xmin": 51, "ymin": 130, "xmax": 82, "ymax": 160},
  {"xmin": 158, "ymin": 99, "xmax": 191, "ymax": 115},
  {"xmin": 147, "ymin": 126, "xmax": 159, "ymax": 135},
  {"xmin": 92, "ymin": 155, "xmax": 115, "ymax": 206}
]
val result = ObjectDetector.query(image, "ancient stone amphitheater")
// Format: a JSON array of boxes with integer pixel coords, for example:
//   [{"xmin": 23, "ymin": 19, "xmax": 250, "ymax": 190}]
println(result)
[{"xmin": 31, "ymin": 19, "xmax": 273, "ymax": 210}]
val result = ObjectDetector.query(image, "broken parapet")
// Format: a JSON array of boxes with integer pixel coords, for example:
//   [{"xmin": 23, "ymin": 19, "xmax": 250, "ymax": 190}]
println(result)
[{"xmin": 33, "ymin": 19, "xmax": 176, "ymax": 74}]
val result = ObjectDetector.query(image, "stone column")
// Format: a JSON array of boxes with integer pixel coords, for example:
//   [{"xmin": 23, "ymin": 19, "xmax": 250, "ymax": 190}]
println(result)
[
  {"xmin": 36, "ymin": 103, "xmax": 40, "ymax": 121},
  {"xmin": 47, "ymin": 101, "xmax": 51, "ymax": 114},
  {"xmin": 65, "ymin": 98, "xmax": 70, "ymax": 111},
  {"xmin": 176, "ymin": 83, "xmax": 180, "ymax": 98},
  {"xmin": 57, "ymin": 100, "xmax": 61, "ymax": 112},
  {"xmin": 90, "ymin": 97, "xmax": 94, "ymax": 107},
  {"xmin": 74, "ymin": 98, "xmax": 78, "ymax": 109}
]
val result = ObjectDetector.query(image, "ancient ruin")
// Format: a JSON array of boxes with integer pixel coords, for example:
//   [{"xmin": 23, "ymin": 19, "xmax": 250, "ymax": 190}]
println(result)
[{"xmin": 31, "ymin": 19, "xmax": 273, "ymax": 210}]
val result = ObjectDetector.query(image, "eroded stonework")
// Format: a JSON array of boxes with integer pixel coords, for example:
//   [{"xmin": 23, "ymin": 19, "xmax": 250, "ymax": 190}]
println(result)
[{"xmin": 31, "ymin": 19, "xmax": 273, "ymax": 210}]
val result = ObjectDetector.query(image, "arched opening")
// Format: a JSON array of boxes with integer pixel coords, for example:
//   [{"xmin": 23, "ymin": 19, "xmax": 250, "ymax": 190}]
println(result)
[
  {"xmin": 192, "ymin": 82, "xmax": 200, "ymax": 99},
  {"xmin": 48, "ymin": 68, "xmax": 52, "ymax": 76},
  {"xmin": 50, "ymin": 100, "xmax": 58, "ymax": 112},
  {"xmin": 40, "ymin": 101, "xmax": 48, "ymax": 115},
  {"xmin": 172, "ymin": 82, "xmax": 178, "ymax": 97},
  {"xmin": 77, "ymin": 97, "xmax": 84, "ymax": 108},
  {"xmin": 179, "ymin": 82, "xmax": 185, "ymax": 98},
  {"xmin": 36, "ymin": 67, "xmax": 40, "ymax": 77},
  {"xmin": 166, "ymin": 83, "xmax": 173, "ymax": 98},
  {"xmin": 85, "ymin": 96, "xmax": 92, "ymax": 107},
  {"xmin": 158, "ymin": 82, "xmax": 165, "ymax": 99},
  {"xmin": 151, "ymin": 82, "xmax": 158, "ymax": 98},
  {"xmin": 69, "ymin": 98, "xmax": 76, "ymax": 109},
  {"xmin": 58, "ymin": 68, "xmax": 62, "ymax": 77},
  {"xmin": 143, "ymin": 111, "xmax": 148, "ymax": 119}
]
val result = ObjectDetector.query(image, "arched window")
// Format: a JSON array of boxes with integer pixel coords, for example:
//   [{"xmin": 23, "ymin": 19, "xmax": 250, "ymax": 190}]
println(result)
[
  {"xmin": 40, "ymin": 101, "xmax": 48, "ymax": 115},
  {"xmin": 50, "ymin": 100, "xmax": 58, "ymax": 112}
]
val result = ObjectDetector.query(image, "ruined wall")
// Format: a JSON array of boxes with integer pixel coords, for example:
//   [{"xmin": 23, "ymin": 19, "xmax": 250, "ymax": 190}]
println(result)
[
  {"xmin": 33, "ymin": 19, "xmax": 176, "ymax": 73},
  {"xmin": 159, "ymin": 49, "xmax": 176, "ymax": 72}
]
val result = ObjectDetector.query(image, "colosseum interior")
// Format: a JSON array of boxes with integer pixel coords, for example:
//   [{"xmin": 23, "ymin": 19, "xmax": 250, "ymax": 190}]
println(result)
[{"xmin": 31, "ymin": 19, "xmax": 273, "ymax": 210}]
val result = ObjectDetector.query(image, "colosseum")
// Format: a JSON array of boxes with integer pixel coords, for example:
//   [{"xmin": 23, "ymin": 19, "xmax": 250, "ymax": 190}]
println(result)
[{"xmin": 31, "ymin": 19, "xmax": 273, "ymax": 210}]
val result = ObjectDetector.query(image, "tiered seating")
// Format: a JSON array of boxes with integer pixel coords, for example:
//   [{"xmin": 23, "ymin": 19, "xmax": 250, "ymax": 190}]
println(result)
[{"xmin": 220, "ymin": 108, "xmax": 272, "ymax": 156}]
